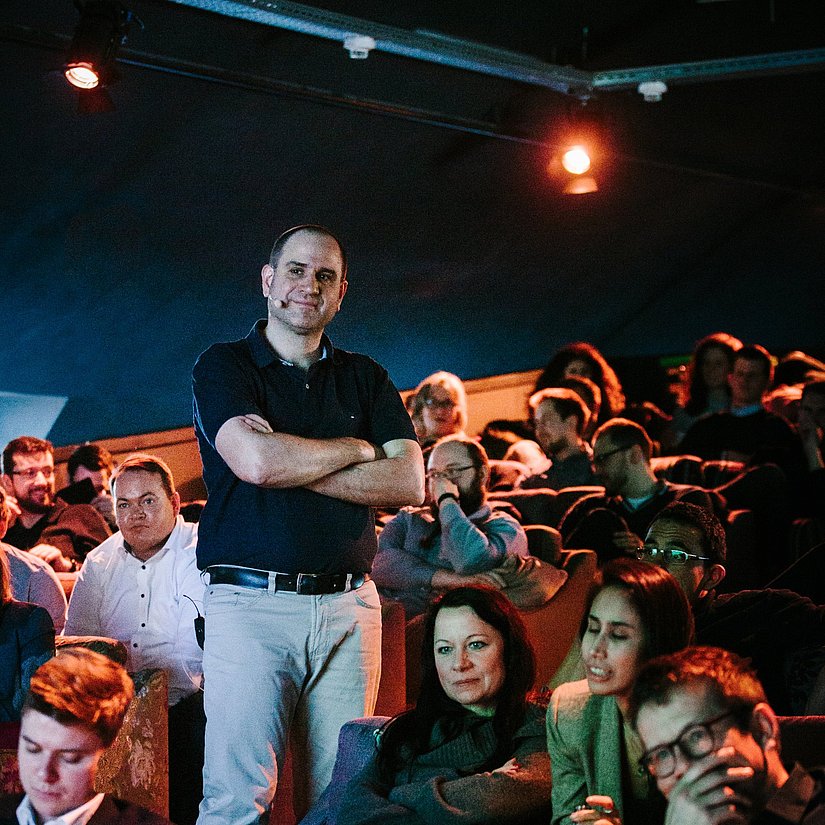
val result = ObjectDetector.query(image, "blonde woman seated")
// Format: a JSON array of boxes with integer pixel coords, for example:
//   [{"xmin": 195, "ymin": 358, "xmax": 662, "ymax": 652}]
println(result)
[
  {"xmin": 338, "ymin": 586, "xmax": 552, "ymax": 825},
  {"xmin": 409, "ymin": 372, "xmax": 468, "ymax": 451},
  {"xmin": 547, "ymin": 559, "xmax": 694, "ymax": 825}
]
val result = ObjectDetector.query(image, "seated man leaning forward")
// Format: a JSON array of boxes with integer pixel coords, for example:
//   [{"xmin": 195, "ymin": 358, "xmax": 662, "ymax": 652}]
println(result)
[
  {"xmin": 2, "ymin": 437, "xmax": 110, "ymax": 572},
  {"xmin": 373, "ymin": 435, "xmax": 529, "ymax": 619},
  {"xmin": 65, "ymin": 453, "xmax": 205, "ymax": 825},
  {"xmin": 0, "ymin": 647, "xmax": 172, "ymax": 824},
  {"xmin": 632, "ymin": 646, "xmax": 825, "ymax": 825}
]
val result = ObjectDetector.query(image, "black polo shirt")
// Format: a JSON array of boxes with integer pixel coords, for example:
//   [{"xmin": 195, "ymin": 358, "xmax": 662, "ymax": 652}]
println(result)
[{"xmin": 192, "ymin": 321, "xmax": 416, "ymax": 573}]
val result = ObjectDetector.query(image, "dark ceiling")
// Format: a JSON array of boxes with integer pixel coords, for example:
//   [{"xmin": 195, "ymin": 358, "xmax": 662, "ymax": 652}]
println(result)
[{"xmin": 1, "ymin": 0, "xmax": 824, "ymax": 445}]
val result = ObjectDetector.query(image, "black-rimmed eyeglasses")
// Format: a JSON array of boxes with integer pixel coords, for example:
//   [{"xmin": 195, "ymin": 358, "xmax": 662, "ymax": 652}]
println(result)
[
  {"xmin": 640, "ymin": 711, "xmax": 737, "ymax": 778},
  {"xmin": 636, "ymin": 547, "xmax": 710, "ymax": 566},
  {"xmin": 591, "ymin": 445, "xmax": 631, "ymax": 466}
]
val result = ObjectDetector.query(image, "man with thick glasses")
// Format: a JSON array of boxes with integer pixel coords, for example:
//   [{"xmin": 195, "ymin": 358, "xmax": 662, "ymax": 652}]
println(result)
[
  {"xmin": 1, "ymin": 436, "xmax": 110, "ymax": 571},
  {"xmin": 373, "ymin": 434, "xmax": 528, "ymax": 619},
  {"xmin": 640, "ymin": 502, "xmax": 825, "ymax": 714},
  {"xmin": 631, "ymin": 646, "xmax": 825, "ymax": 824},
  {"xmin": 559, "ymin": 418, "xmax": 713, "ymax": 563}
]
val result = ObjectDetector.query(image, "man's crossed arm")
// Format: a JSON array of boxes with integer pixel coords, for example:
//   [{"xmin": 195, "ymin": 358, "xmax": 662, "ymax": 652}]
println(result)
[{"xmin": 215, "ymin": 413, "xmax": 424, "ymax": 508}]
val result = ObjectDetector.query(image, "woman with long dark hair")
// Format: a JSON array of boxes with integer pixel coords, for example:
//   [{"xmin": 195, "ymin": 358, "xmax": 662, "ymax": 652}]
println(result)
[
  {"xmin": 547, "ymin": 558, "xmax": 694, "ymax": 825},
  {"xmin": 671, "ymin": 332, "xmax": 742, "ymax": 445},
  {"xmin": 338, "ymin": 586, "xmax": 551, "ymax": 824},
  {"xmin": 534, "ymin": 343, "xmax": 625, "ymax": 426}
]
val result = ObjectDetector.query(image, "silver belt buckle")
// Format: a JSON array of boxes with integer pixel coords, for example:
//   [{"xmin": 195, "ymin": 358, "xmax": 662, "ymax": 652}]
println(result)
[{"xmin": 296, "ymin": 572, "xmax": 306, "ymax": 594}]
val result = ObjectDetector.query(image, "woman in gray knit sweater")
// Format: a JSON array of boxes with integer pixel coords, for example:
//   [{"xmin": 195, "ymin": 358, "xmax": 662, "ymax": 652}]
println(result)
[{"xmin": 338, "ymin": 586, "xmax": 551, "ymax": 825}]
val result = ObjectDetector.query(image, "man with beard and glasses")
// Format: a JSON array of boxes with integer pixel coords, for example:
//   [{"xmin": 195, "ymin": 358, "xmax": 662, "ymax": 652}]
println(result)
[
  {"xmin": 631, "ymin": 646, "xmax": 825, "ymax": 824},
  {"xmin": 373, "ymin": 435, "xmax": 528, "ymax": 619},
  {"xmin": 559, "ymin": 419, "xmax": 714, "ymax": 564},
  {"xmin": 2, "ymin": 437, "xmax": 110, "ymax": 572}
]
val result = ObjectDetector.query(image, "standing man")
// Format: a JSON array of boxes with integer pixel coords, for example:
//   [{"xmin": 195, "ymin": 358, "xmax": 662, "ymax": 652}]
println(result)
[{"xmin": 192, "ymin": 225, "xmax": 424, "ymax": 824}]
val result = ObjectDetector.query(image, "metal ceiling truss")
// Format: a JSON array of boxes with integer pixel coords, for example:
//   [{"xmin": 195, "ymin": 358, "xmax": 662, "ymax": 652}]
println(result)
[{"xmin": 168, "ymin": 0, "xmax": 825, "ymax": 97}]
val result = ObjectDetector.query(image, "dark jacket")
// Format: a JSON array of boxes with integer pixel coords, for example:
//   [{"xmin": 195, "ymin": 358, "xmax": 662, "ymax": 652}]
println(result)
[{"xmin": 0, "ymin": 793, "xmax": 173, "ymax": 824}]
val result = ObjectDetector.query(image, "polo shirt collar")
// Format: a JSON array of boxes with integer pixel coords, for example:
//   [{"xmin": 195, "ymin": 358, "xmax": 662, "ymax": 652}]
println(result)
[{"xmin": 246, "ymin": 320, "xmax": 334, "ymax": 368}]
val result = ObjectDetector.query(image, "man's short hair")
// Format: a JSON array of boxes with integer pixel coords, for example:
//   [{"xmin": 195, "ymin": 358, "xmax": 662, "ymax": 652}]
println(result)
[
  {"xmin": 24, "ymin": 648, "xmax": 134, "ymax": 747},
  {"xmin": 2, "ymin": 436, "xmax": 54, "ymax": 477},
  {"xmin": 528, "ymin": 387, "xmax": 590, "ymax": 436},
  {"xmin": 111, "ymin": 453, "xmax": 176, "ymax": 500},
  {"xmin": 593, "ymin": 418, "xmax": 653, "ymax": 461},
  {"xmin": 652, "ymin": 501, "xmax": 727, "ymax": 564},
  {"xmin": 630, "ymin": 646, "xmax": 767, "ymax": 730},
  {"xmin": 734, "ymin": 344, "xmax": 774, "ymax": 384},
  {"xmin": 558, "ymin": 375, "xmax": 602, "ymax": 420},
  {"xmin": 429, "ymin": 434, "xmax": 490, "ymax": 477},
  {"xmin": 268, "ymin": 224, "xmax": 348, "ymax": 282},
  {"xmin": 67, "ymin": 444, "xmax": 115, "ymax": 483}
]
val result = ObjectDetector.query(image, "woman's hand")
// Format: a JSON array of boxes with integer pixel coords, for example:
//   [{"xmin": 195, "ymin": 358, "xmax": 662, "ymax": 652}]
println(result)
[
  {"xmin": 570, "ymin": 795, "xmax": 622, "ymax": 824},
  {"xmin": 492, "ymin": 757, "xmax": 520, "ymax": 777}
]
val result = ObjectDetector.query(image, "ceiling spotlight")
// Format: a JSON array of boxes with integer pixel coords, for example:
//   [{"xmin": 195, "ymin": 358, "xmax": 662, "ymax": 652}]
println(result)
[
  {"xmin": 64, "ymin": 1, "xmax": 133, "ymax": 91},
  {"xmin": 638, "ymin": 80, "xmax": 667, "ymax": 102},
  {"xmin": 561, "ymin": 145, "xmax": 592, "ymax": 175},
  {"xmin": 343, "ymin": 34, "xmax": 376, "ymax": 59}
]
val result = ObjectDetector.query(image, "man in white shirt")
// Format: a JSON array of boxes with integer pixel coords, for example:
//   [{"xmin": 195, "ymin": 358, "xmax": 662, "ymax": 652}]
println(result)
[
  {"xmin": 65, "ymin": 454, "xmax": 204, "ymax": 825},
  {"xmin": 0, "ymin": 647, "xmax": 171, "ymax": 825}
]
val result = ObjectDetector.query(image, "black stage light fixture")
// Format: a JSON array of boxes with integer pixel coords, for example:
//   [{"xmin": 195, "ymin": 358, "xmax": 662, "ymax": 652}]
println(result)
[{"xmin": 64, "ymin": 0, "xmax": 133, "ymax": 92}]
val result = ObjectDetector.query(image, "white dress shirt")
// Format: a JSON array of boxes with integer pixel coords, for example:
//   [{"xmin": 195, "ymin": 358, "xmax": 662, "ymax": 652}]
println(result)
[
  {"xmin": 64, "ymin": 516, "xmax": 204, "ymax": 705},
  {"xmin": 16, "ymin": 792, "xmax": 104, "ymax": 825}
]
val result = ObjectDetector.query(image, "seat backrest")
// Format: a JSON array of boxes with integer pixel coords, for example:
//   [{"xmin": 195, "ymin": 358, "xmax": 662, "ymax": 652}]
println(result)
[
  {"xmin": 778, "ymin": 716, "xmax": 825, "ymax": 769},
  {"xmin": 524, "ymin": 524, "xmax": 563, "ymax": 564},
  {"xmin": 298, "ymin": 716, "xmax": 389, "ymax": 825},
  {"xmin": 519, "ymin": 548, "xmax": 598, "ymax": 689}
]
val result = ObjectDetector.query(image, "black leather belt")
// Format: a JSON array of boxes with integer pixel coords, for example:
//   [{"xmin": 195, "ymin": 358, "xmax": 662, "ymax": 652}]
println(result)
[{"xmin": 207, "ymin": 565, "xmax": 368, "ymax": 595}]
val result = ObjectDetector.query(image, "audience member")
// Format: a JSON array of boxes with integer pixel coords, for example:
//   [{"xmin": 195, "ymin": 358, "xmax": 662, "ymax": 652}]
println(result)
[
  {"xmin": 547, "ymin": 558, "xmax": 694, "ymax": 825},
  {"xmin": 559, "ymin": 375, "xmax": 602, "ymax": 440},
  {"xmin": 192, "ymin": 225, "xmax": 424, "ymax": 824},
  {"xmin": 408, "ymin": 371, "xmax": 468, "ymax": 451},
  {"xmin": 373, "ymin": 436, "xmax": 528, "ymax": 619},
  {"xmin": 560, "ymin": 419, "xmax": 714, "ymax": 563},
  {"xmin": 0, "ymin": 647, "xmax": 172, "ymax": 824},
  {"xmin": 679, "ymin": 345, "xmax": 804, "ymax": 480},
  {"xmin": 639, "ymin": 502, "xmax": 825, "ymax": 714},
  {"xmin": 64, "ymin": 443, "xmax": 117, "ymax": 529},
  {"xmin": 1, "ymin": 437, "xmax": 110, "ymax": 572},
  {"xmin": 632, "ymin": 646, "xmax": 825, "ymax": 825},
  {"xmin": 798, "ymin": 377, "xmax": 825, "ymax": 520},
  {"xmin": 0, "ymin": 548, "xmax": 54, "ymax": 722},
  {"xmin": 670, "ymin": 332, "xmax": 743, "ymax": 445},
  {"xmin": 338, "ymin": 586, "xmax": 552, "ymax": 825},
  {"xmin": 477, "ymin": 419, "xmax": 535, "ymax": 460},
  {"xmin": 0, "ymin": 489, "xmax": 66, "ymax": 633},
  {"xmin": 519, "ymin": 387, "xmax": 596, "ymax": 490},
  {"xmin": 65, "ymin": 454, "xmax": 204, "ymax": 825},
  {"xmin": 774, "ymin": 350, "xmax": 825, "ymax": 388},
  {"xmin": 534, "ymin": 342, "xmax": 625, "ymax": 425}
]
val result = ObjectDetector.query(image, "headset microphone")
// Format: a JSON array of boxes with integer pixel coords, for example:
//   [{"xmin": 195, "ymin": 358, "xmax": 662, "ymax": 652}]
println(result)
[{"xmin": 274, "ymin": 299, "xmax": 287, "ymax": 308}]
